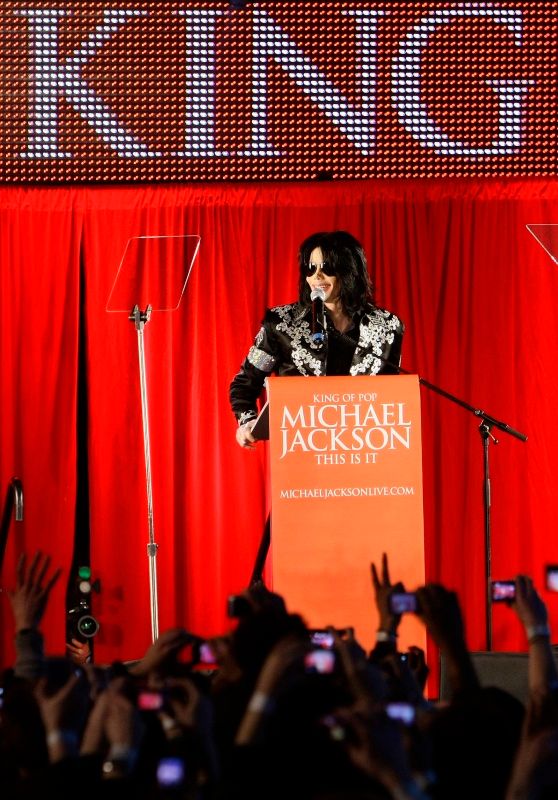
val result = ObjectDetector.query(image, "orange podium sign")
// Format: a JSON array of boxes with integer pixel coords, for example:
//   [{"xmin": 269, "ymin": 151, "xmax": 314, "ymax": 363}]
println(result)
[{"xmin": 267, "ymin": 374, "xmax": 425, "ymax": 654}]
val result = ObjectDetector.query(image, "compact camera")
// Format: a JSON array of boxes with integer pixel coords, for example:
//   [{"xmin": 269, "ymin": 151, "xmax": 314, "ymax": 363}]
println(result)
[
  {"xmin": 545, "ymin": 565, "xmax": 558, "ymax": 592},
  {"xmin": 309, "ymin": 630, "xmax": 335, "ymax": 649},
  {"xmin": 137, "ymin": 689, "xmax": 166, "ymax": 711},
  {"xmin": 308, "ymin": 628, "xmax": 352, "ymax": 649},
  {"xmin": 386, "ymin": 701, "xmax": 416, "ymax": 725},
  {"xmin": 196, "ymin": 640, "xmax": 217, "ymax": 666},
  {"xmin": 491, "ymin": 580, "xmax": 516, "ymax": 602},
  {"xmin": 156, "ymin": 756, "xmax": 185, "ymax": 788},
  {"xmin": 389, "ymin": 592, "xmax": 419, "ymax": 614},
  {"xmin": 304, "ymin": 649, "xmax": 336, "ymax": 674}
]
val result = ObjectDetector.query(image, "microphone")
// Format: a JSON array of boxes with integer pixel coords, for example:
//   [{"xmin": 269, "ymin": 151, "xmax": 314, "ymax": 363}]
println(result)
[{"xmin": 310, "ymin": 287, "xmax": 327, "ymax": 344}]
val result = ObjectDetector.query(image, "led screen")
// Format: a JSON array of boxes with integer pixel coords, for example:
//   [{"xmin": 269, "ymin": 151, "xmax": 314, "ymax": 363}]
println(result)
[{"xmin": 1, "ymin": 2, "xmax": 555, "ymax": 182}]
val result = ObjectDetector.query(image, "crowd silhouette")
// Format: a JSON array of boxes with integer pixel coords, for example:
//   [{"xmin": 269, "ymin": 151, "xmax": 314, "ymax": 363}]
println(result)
[{"xmin": 1, "ymin": 550, "xmax": 557, "ymax": 799}]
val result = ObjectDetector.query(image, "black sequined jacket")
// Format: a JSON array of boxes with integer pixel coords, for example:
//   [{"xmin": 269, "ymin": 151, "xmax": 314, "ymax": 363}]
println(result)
[{"xmin": 230, "ymin": 302, "xmax": 404, "ymax": 425}]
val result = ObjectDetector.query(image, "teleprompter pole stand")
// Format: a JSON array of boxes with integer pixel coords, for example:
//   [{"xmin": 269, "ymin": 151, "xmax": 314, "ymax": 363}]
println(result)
[{"xmin": 130, "ymin": 304, "xmax": 159, "ymax": 643}]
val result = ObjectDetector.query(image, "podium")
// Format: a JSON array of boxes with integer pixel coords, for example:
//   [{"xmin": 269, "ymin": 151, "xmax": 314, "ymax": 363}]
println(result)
[{"xmin": 265, "ymin": 374, "xmax": 426, "ymax": 654}]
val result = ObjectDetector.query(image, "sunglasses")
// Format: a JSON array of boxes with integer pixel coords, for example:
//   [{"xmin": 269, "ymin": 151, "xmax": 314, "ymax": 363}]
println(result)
[{"xmin": 305, "ymin": 260, "xmax": 337, "ymax": 277}]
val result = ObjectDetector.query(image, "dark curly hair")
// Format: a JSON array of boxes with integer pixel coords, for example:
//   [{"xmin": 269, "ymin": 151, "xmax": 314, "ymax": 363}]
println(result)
[{"xmin": 297, "ymin": 230, "xmax": 374, "ymax": 316}]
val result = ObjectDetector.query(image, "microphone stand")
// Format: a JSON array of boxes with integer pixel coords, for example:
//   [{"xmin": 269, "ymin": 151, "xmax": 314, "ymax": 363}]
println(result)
[
  {"xmin": 396, "ymin": 367, "xmax": 527, "ymax": 651},
  {"xmin": 248, "ymin": 345, "xmax": 527, "ymax": 650}
]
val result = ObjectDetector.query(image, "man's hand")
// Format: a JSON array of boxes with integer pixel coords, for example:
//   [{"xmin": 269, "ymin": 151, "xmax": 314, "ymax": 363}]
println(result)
[
  {"xmin": 8, "ymin": 551, "xmax": 62, "ymax": 631},
  {"xmin": 128, "ymin": 627, "xmax": 196, "ymax": 678},
  {"xmin": 370, "ymin": 552, "xmax": 404, "ymax": 635},
  {"xmin": 513, "ymin": 574, "xmax": 549, "ymax": 630},
  {"xmin": 236, "ymin": 420, "xmax": 257, "ymax": 449},
  {"xmin": 415, "ymin": 583, "xmax": 466, "ymax": 651},
  {"xmin": 66, "ymin": 637, "xmax": 92, "ymax": 665}
]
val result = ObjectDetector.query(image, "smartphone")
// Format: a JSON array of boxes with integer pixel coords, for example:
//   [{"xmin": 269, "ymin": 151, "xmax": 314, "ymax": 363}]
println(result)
[
  {"xmin": 308, "ymin": 628, "xmax": 351, "ymax": 649},
  {"xmin": 546, "ymin": 565, "xmax": 558, "ymax": 592},
  {"xmin": 309, "ymin": 630, "xmax": 334, "ymax": 649},
  {"xmin": 137, "ymin": 689, "xmax": 166, "ymax": 711},
  {"xmin": 491, "ymin": 580, "xmax": 516, "ymax": 602},
  {"xmin": 389, "ymin": 592, "xmax": 418, "ymax": 614},
  {"xmin": 197, "ymin": 640, "xmax": 217, "ymax": 666},
  {"xmin": 157, "ymin": 756, "xmax": 185, "ymax": 788},
  {"xmin": 386, "ymin": 701, "xmax": 416, "ymax": 725},
  {"xmin": 304, "ymin": 649, "xmax": 336, "ymax": 674}
]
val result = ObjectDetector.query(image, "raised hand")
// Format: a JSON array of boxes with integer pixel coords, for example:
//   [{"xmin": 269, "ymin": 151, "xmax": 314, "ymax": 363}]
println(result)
[
  {"xmin": 8, "ymin": 551, "xmax": 62, "ymax": 631},
  {"xmin": 34, "ymin": 662, "xmax": 89, "ymax": 762},
  {"xmin": 415, "ymin": 583, "xmax": 478, "ymax": 696},
  {"xmin": 370, "ymin": 552, "xmax": 405, "ymax": 635},
  {"xmin": 415, "ymin": 583, "xmax": 466, "ymax": 652},
  {"xmin": 509, "ymin": 575, "xmax": 557, "ymax": 698},
  {"xmin": 513, "ymin": 574, "xmax": 549, "ymax": 631},
  {"xmin": 128, "ymin": 627, "xmax": 197, "ymax": 678}
]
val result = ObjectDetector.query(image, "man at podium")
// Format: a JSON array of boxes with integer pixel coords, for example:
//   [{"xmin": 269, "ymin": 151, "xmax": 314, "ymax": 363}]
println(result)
[{"xmin": 230, "ymin": 230, "xmax": 404, "ymax": 448}]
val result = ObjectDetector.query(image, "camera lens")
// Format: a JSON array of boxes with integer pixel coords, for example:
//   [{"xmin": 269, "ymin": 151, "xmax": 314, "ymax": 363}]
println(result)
[{"xmin": 77, "ymin": 615, "xmax": 100, "ymax": 638}]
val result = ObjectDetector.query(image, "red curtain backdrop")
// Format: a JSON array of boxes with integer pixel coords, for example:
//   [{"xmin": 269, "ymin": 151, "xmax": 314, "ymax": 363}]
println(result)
[{"xmin": 1, "ymin": 179, "xmax": 558, "ymax": 682}]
